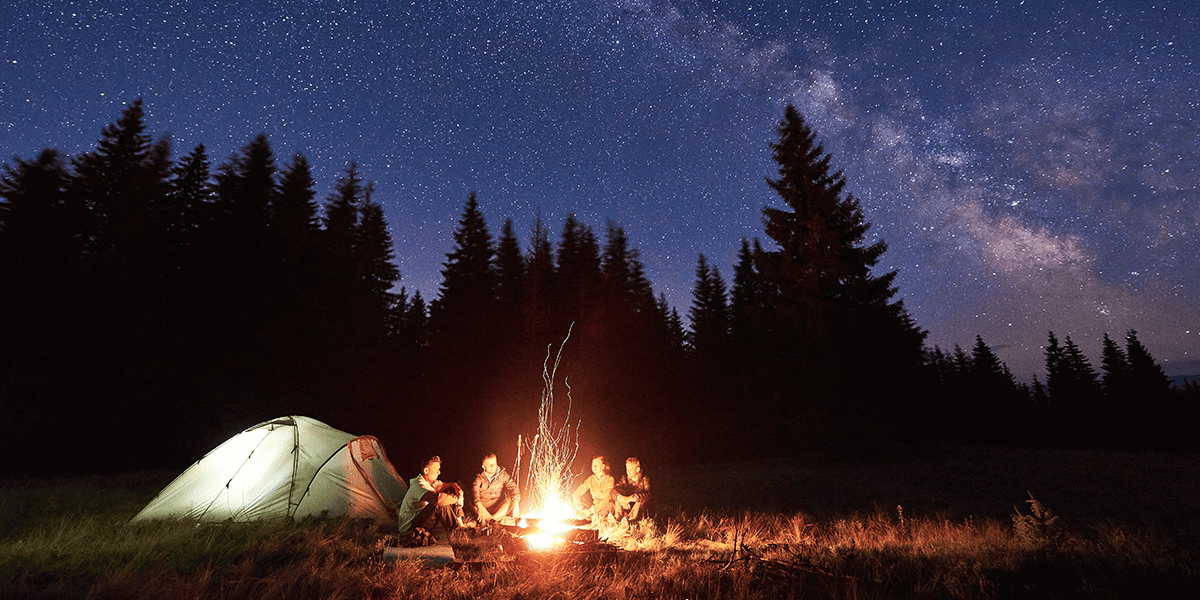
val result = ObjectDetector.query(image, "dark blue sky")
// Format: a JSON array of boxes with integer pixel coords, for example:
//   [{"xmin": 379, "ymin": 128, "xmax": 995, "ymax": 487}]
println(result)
[{"xmin": 4, "ymin": 0, "xmax": 1198, "ymax": 379}]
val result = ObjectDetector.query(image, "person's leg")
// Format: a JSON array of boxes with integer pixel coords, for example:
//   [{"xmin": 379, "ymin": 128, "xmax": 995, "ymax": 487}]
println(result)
[
  {"xmin": 407, "ymin": 501, "xmax": 440, "ymax": 532},
  {"xmin": 627, "ymin": 500, "xmax": 643, "ymax": 522},
  {"xmin": 430, "ymin": 503, "xmax": 465, "ymax": 531},
  {"xmin": 593, "ymin": 497, "xmax": 615, "ymax": 519},
  {"xmin": 613, "ymin": 495, "xmax": 632, "ymax": 519},
  {"xmin": 489, "ymin": 497, "xmax": 513, "ymax": 519}
]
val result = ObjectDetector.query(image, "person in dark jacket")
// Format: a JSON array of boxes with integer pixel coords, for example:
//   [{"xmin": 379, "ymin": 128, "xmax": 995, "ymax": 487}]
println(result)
[
  {"xmin": 614, "ymin": 457, "xmax": 651, "ymax": 522},
  {"xmin": 471, "ymin": 452, "xmax": 521, "ymax": 523}
]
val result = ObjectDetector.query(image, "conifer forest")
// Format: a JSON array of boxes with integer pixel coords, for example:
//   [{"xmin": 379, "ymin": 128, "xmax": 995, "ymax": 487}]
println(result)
[{"xmin": 3, "ymin": 101, "xmax": 1197, "ymax": 477}]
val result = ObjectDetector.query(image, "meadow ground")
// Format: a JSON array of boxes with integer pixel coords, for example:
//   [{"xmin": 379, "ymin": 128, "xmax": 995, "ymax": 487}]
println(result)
[
  {"xmin": 658, "ymin": 445, "xmax": 1200, "ymax": 547},
  {"xmin": 3, "ymin": 446, "xmax": 1199, "ymax": 599}
]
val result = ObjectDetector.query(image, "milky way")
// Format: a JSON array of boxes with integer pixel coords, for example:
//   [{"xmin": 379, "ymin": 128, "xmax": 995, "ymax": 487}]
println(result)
[{"xmin": 4, "ymin": 0, "xmax": 1198, "ymax": 379}]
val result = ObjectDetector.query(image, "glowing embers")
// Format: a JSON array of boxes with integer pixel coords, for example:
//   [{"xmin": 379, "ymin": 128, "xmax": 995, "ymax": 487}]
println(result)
[
  {"xmin": 512, "ymin": 517, "xmax": 597, "ymax": 550},
  {"xmin": 502, "ymin": 507, "xmax": 597, "ymax": 552}
]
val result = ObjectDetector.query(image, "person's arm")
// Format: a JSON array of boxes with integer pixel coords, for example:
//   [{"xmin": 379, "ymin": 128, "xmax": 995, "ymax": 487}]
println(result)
[
  {"xmin": 635, "ymin": 476, "xmax": 651, "ymax": 503},
  {"xmin": 472, "ymin": 475, "xmax": 488, "ymax": 516},
  {"xmin": 477, "ymin": 503, "xmax": 494, "ymax": 522},
  {"xmin": 572, "ymin": 478, "xmax": 589, "ymax": 508},
  {"xmin": 414, "ymin": 489, "xmax": 438, "ymax": 510},
  {"xmin": 502, "ymin": 472, "xmax": 520, "ymax": 500},
  {"xmin": 502, "ymin": 471, "xmax": 522, "ymax": 515}
]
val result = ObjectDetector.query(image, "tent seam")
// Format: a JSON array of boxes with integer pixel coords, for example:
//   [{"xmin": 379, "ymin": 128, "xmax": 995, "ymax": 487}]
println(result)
[{"xmin": 349, "ymin": 436, "xmax": 397, "ymax": 519}]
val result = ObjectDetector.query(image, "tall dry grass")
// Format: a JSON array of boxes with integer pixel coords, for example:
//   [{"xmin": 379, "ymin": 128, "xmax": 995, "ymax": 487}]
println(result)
[{"xmin": 3, "ymin": 472, "xmax": 1199, "ymax": 599}]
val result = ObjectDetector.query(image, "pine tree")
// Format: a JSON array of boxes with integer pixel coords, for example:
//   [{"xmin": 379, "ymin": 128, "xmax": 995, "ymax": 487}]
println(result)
[
  {"xmin": 625, "ymin": 247, "xmax": 658, "ymax": 319},
  {"xmin": 421, "ymin": 193, "xmax": 498, "ymax": 431},
  {"xmin": 600, "ymin": 223, "xmax": 660, "ymax": 338},
  {"xmin": 0, "ymin": 149, "xmax": 82, "ymax": 274},
  {"xmin": 753, "ymin": 105, "xmax": 926, "ymax": 443},
  {"xmin": 1062, "ymin": 335, "xmax": 1100, "ymax": 398},
  {"xmin": 430, "ymin": 192, "xmax": 497, "ymax": 350},
  {"xmin": 273, "ymin": 154, "xmax": 320, "ymax": 252},
  {"xmin": 1044, "ymin": 332, "xmax": 1066, "ymax": 401},
  {"xmin": 969, "ymin": 335, "xmax": 1021, "ymax": 443},
  {"xmin": 729, "ymin": 238, "xmax": 766, "ymax": 354},
  {"xmin": 400, "ymin": 289, "xmax": 428, "ymax": 348},
  {"xmin": 269, "ymin": 153, "xmax": 321, "ymax": 301},
  {"xmin": 1100, "ymin": 333, "xmax": 1130, "ymax": 400},
  {"xmin": 1124, "ymin": 330, "xmax": 1175, "ymax": 449},
  {"xmin": 323, "ymin": 162, "xmax": 363, "ymax": 271},
  {"xmin": 1125, "ymin": 330, "xmax": 1172, "ymax": 398},
  {"xmin": 495, "ymin": 218, "xmax": 526, "ymax": 331},
  {"xmin": 171, "ymin": 145, "xmax": 215, "ymax": 261},
  {"xmin": 72, "ymin": 98, "xmax": 156, "ymax": 256},
  {"xmin": 661, "ymin": 296, "xmax": 686, "ymax": 351},
  {"xmin": 971, "ymin": 335, "xmax": 1012, "ymax": 388},
  {"xmin": 0, "ymin": 148, "xmax": 89, "ymax": 465},
  {"xmin": 554, "ymin": 213, "xmax": 602, "ymax": 329},
  {"xmin": 687, "ymin": 254, "xmax": 730, "ymax": 370},
  {"xmin": 354, "ymin": 190, "xmax": 400, "ymax": 333},
  {"xmin": 66, "ymin": 100, "xmax": 190, "ymax": 465},
  {"xmin": 524, "ymin": 212, "xmax": 556, "ymax": 344},
  {"xmin": 319, "ymin": 163, "xmax": 367, "ymax": 348},
  {"xmin": 1044, "ymin": 332, "xmax": 1102, "ymax": 446},
  {"xmin": 212, "ymin": 136, "xmax": 278, "ymax": 301},
  {"xmin": 252, "ymin": 152, "xmax": 325, "ymax": 416},
  {"xmin": 389, "ymin": 287, "xmax": 428, "ymax": 363},
  {"xmin": 601, "ymin": 223, "xmax": 638, "ymax": 305},
  {"xmin": 925, "ymin": 346, "xmax": 954, "ymax": 389},
  {"xmin": 213, "ymin": 134, "xmax": 275, "ymax": 262},
  {"xmin": 0, "ymin": 149, "xmax": 83, "ymax": 335}
]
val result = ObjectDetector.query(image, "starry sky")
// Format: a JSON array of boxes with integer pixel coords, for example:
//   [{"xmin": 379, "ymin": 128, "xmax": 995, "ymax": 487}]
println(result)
[{"xmin": 3, "ymin": 0, "xmax": 1198, "ymax": 380}]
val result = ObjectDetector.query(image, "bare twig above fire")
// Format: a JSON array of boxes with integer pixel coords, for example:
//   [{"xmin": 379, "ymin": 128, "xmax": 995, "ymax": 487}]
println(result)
[{"xmin": 520, "ymin": 324, "xmax": 581, "ymax": 517}]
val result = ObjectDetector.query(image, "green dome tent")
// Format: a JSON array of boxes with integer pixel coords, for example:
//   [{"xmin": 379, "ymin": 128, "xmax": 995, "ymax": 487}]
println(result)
[{"xmin": 132, "ymin": 416, "xmax": 407, "ymax": 522}]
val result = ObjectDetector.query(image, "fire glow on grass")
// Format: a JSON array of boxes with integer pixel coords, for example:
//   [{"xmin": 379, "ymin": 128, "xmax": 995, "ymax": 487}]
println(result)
[{"xmin": 516, "ymin": 326, "xmax": 581, "ymax": 550}]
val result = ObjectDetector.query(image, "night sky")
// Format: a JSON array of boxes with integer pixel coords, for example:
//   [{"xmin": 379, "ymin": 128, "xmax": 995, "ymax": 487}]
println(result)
[{"xmin": 4, "ymin": 0, "xmax": 1198, "ymax": 380}]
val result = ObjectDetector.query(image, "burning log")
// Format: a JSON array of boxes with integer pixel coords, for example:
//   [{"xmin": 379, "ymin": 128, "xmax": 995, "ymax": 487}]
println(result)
[{"xmin": 449, "ymin": 518, "xmax": 616, "ymax": 565}]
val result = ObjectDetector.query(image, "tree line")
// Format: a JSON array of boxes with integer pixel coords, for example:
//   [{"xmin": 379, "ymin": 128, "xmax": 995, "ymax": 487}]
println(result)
[{"xmin": 2, "ymin": 101, "xmax": 1195, "ymax": 476}]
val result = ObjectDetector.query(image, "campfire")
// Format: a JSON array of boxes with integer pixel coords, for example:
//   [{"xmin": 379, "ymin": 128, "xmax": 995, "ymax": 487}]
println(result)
[
  {"xmin": 511, "ymin": 502, "xmax": 591, "ymax": 549},
  {"xmin": 493, "ymin": 513, "xmax": 599, "ymax": 552},
  {"xmin": 455, "ymin": 326, "xmax": 619, "ymax": 562}
]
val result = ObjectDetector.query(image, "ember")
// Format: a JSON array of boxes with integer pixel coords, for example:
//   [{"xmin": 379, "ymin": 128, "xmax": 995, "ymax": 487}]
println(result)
[
  {"xmin": 495, "ymin": 516, "xmax": 597, "ymax": 551},
  {"xmin": 516, "ymin": 327, "xmax": 584, "ymax": 539},
  {"xmin": 482, "ymin": 325, "xmax": 629, "ymax": 559}
]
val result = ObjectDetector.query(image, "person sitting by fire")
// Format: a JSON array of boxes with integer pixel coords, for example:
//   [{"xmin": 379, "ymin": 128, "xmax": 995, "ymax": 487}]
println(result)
[
  {"xmin": 398, "ymin": 456, "xmax": 466, "ymax": 545},
  {"xmin": 572, "ymin": 455, "xmax": 615, "ymax": 521},
  {"xmin": 472, "ymin": 452, "xmax": 521, "ymax": 524},
  {"xmin": 614, "ymin": 456, "xmax": 652, "ymax": 523}
]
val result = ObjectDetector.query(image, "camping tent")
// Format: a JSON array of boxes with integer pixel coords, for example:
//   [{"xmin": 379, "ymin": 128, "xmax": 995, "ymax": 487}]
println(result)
[{"xmin": 132, "ymin": 415, "xmax": 408, "ymax": 522}]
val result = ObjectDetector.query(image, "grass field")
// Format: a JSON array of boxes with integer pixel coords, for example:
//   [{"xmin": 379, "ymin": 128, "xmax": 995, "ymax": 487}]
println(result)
[{"xmin": 3, "ymin": 446, "xmax": 1199, "ymax": 599}]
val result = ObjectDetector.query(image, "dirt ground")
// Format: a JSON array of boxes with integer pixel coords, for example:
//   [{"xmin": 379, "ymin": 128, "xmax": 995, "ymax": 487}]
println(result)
[{"xmin": 655, "ymin": 446, "xmax": 1200, "ymax": 546}]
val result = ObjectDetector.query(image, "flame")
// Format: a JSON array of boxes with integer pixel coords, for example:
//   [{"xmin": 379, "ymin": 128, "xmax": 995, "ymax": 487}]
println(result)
[
  {"xmin": 525, "ymin": 533, "xmax": 559, "ymax": 549},
  {"xmin": 515, "ymin": 327, "xmax": 584, "ymax": 553},
  {"xmin": 538, "ymin": 499, "xmax": 574, "ymax": 522},
  {"xmin": 519, "ymin": 499, "xmax": 575, "ymax": 549}
]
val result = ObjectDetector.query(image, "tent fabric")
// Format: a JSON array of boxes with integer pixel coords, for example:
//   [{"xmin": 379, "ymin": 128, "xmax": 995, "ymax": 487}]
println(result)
[{"xmin": 132, "ymin": 416, "xmax": 407, "ymax": 522}]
